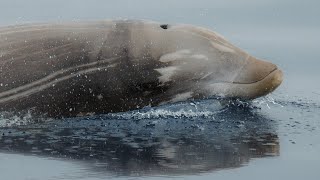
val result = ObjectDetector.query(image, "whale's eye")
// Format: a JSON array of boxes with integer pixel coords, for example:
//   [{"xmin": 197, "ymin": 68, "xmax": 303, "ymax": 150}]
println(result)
[{"xmin": 160, "ymin": 24, "xmax": 169, "ymax": 29}]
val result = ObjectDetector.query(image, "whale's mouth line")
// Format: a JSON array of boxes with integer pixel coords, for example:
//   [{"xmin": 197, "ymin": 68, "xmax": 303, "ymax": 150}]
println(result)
[
  {"xmin": 230, "ymin": 67, "xmax": 278, "ymax": 85},
  {"xmin": 207, "ymin": 68, "xmax": 283, "ymax": 100}
]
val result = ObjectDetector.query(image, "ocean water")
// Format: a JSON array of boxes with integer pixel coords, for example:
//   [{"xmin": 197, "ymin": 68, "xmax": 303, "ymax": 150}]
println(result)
[{"xmin": 0, "ymin": 0, "xmax": 320, "ymax": 180}]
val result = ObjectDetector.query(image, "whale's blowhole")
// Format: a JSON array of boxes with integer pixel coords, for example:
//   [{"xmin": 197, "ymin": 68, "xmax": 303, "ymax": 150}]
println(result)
[{"xmin": 160, "ymin": 24, "xmax": 169, "ymax": 29}]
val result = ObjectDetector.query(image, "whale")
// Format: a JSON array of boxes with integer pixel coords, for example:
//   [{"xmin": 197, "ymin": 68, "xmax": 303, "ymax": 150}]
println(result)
[{"xmin": 0, "ymin": 20, "xmax": 283, "ymax": 117}]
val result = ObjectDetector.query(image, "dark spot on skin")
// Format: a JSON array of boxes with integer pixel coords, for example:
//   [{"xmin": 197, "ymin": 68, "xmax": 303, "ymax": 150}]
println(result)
[{"xmin": 160, "ymin": 24, "xmax": 169, "ymax": 29}]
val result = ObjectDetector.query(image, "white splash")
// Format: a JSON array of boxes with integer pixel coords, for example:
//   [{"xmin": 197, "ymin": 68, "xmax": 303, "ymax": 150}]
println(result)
[
  {"xmin": 111, "ymin": 109, "xmax": 217, "ymax": 120},
  {"xmin": 0, "ymin": 111, "xmax": 33, "ymax": 127},
  {"xmin": 170, "ymin": 92, "xmax": 193, "ymax": 103},
  {"xmin": 108, "ymin": 99, "xmax": 225, "ymax": 120},
  {"xmin": 253, "ymin": 96, "xmax": 284, "ymax": 109},
  {"xmin": 206, "ymin": 83, "xmax": 231, "ymax": 97}
]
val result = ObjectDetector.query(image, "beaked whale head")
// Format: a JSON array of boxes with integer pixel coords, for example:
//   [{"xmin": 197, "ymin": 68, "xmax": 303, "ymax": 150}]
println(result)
[{"xmin": 136, "ymin": 22, "xmax": 283, "ymax": 101}]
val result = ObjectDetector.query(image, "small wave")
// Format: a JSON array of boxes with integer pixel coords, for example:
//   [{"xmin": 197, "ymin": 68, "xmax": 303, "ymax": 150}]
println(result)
[
  {"xmin": 252, "ymin": 96, "xmax": 284, "ymax": 109},
  {"xmin": 103, "ymin": 99, "xmax": 226, "ymax": 120},
  {"xmin": 278, "ymin": 99, "xmax": 320, "ymax": 110},
  {"xmin": 262, "ymin": 94, "xmax": 320, "ymax": 110},
  {"xmin": 3, "ymin": 94, "xmax": 315, "ymax": 126}
]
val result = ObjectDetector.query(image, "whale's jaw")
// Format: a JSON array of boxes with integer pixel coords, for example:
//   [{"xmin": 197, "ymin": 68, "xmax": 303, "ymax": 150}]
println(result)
[
  {"xmin": 206, "ymin": 56, "xmax": 283, "ymax": 100},
  {"xmin": 232, "ymin": 68, "xmax": 283, "ymax": 99}
]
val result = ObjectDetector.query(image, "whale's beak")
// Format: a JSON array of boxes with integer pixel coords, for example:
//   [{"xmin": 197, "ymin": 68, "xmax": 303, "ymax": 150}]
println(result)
[{"xmin": 231, "ymin": 56, "xmax": 283, "ymax": 99}]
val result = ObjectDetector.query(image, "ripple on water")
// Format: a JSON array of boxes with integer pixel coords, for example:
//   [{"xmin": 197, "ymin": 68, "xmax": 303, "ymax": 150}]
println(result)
[{"xmin": 0, "ymin": 95, "xmax": 318, "ymax": 177}]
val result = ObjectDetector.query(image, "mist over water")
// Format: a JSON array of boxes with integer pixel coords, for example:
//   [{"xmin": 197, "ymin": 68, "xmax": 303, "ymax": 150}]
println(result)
[{"xmin": 0, "ymin": 0, "xmax": 320, "ymax": 180}]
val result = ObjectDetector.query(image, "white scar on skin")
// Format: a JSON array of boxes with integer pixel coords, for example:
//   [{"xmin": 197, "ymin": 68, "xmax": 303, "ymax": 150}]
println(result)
[
  {"xmin": 0, "ymin": 64, "xmax": 117, "ymax": 103},
  {"xmin": 0, "ymin": 55, "xmax": 119, "ymax": 103},
  {"xmin": 0, "ymin": 57, "xmax": 120, "ymax": 99},
  {"xmin": 170, "ymin": 92, "xmax": 193, "ymax": 103},
  {"xmin": 155, "ymin": 66, "xmax": 179, "ymax": 83},
  {"xmin": 159, "ymin": 49, "xmax": 191, "ymax": 62},
  {"xmin": 191, "ymin": 54, "xmax": 209, "ymax": 60},
  {"xmin": 211, "ymin": 42, "xmax": 235, "ymax": 53},
  {"xmin": 200, "ymin": 72, "xmax": 213, "ymax": 80}
]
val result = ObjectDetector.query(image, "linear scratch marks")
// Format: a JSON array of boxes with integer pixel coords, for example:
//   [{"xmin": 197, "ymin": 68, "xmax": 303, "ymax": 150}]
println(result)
[
  {"xmin": 0, "ymin": 27, "xmax": 108, "ymax": 35},
  {"xmin": 190, "ymin": 54, "xmax": 209, "ymax": 60},
  {"xmin": 200, "ymin": 72, "xmax": 213, "ymax": 80},
  {"xmin": 0, "ymin": 42, "xmax": 74, "ymax": 65},
  {"xmin": 211, "ymin": 42, "xmax": 235, "ymax": 53},
  {"xmin": 0, "ymin": 57, "xmax": 120, "ymax": 103},
  {"xmin": 0, "ymin": 64, "xmax": 116, "ymax": 103},
  {"xmin": 159, "ymin": 50, "xmax": 191, "ymax": 62}
]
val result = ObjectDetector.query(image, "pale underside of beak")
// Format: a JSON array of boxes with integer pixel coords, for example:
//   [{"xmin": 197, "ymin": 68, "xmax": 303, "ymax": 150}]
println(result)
[
  {"xmin": 230, "ymin": 68, "xmax": 283, "ymax": 99},
  {"xmin": 208, "ymin": 56, "xmax": 283, "ymax": 99}
]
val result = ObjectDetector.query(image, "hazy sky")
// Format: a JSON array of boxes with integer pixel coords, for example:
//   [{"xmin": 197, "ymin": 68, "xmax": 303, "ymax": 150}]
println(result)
[{"xmin": 0, "ymin": 0, "xmax": 318, "ymax": 29}]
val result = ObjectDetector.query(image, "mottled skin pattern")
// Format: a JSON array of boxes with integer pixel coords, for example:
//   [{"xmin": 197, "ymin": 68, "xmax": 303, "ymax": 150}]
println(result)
[{"xmin": 0, "ymin": 20, "xmax": 283, "ymax": 117}]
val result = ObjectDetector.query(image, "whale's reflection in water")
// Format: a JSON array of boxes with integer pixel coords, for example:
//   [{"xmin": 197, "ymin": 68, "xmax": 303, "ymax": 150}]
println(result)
[{"xmin": 0, "ymin": 104, "xmax": 279, "ymax": 176}]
